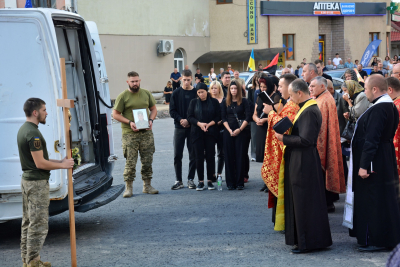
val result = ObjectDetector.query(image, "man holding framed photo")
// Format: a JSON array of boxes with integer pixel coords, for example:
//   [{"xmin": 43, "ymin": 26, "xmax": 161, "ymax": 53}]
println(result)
[{"xmin": 113, "ymin": 71, "xmax": 158, "ymax": 198}]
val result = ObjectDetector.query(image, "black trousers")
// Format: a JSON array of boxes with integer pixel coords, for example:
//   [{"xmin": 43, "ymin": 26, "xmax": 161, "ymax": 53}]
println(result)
[
  {"xmin": 193, "ymin": 134, "xmax": 216, "ymax": 181},
  {"xmin": 241, "ymin": 129, "xmax": 251, "ymax": 179},
  {"xmin": 172, "ymin": 82, "xmax": 180, "ymax": 90},
  {"xmin": 216, "ymin": 130, "xmax": 224, "ymax": 174},
  {"xmin": 223, "ymin": 129, "xmax": 247, "ymax": 187},
  {"xmin": 173, "ymin": 128, "xmax": 196, "ymax": 181}
]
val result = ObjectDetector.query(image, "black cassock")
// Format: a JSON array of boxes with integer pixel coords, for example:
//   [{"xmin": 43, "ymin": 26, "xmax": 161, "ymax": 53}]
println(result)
[
  {"xmin": 282, "ymin": 100, "xmax": 332, "ymax": 250},
  {"xmin": 350, "ymin": 97, "xmax": 400, "ymax": 248}
]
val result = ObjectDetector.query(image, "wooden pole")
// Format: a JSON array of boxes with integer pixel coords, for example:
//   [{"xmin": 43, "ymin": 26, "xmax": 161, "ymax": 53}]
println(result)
[{"xmin": 57, "ymin": 58, "xmax": 77, "ymax": 267}]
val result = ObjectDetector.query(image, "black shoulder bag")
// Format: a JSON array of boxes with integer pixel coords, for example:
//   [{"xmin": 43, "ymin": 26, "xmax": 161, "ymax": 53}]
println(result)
[{"xmin": 341, "ymin": 108, "xmax": 356, "ymax": 140}]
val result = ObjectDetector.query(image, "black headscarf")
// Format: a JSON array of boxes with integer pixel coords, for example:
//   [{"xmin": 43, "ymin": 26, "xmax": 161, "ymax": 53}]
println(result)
[{"xmin": 195, "ymin": 83, "xmax": 213, "ymax": 121}]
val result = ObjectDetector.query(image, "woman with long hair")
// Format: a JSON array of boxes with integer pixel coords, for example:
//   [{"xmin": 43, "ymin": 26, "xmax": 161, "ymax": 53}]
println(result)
[
  {"xmin": 394, "ymin": 55, "xmax": 399, "ymax": 64},
  {"xmin": 221, "ymin": 81, "xmax": 251, "ymax": 190},
  {"xmin": 187, "ymin": 83, "xmax": 221, "ymax": 190},
  {"xmin": 164, "ymin": 81, "xmax": 173, "ymax": 104},
  {"xmin": 209, "ymin": 81, "xmax": 225, "ymax": 181}
]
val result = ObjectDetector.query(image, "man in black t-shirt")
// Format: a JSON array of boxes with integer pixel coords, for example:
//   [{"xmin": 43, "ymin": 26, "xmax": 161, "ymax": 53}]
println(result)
[
  {"xmin": 357, "ymin": 64, "xmax": 368, "ymax": 80},
  {"xmin": 369, "ymin": 65, "xmax": 384, "ymax": 76},
  {"xmin": 194, "ymin": 68, "xmax": 202, "ymax": 80}
]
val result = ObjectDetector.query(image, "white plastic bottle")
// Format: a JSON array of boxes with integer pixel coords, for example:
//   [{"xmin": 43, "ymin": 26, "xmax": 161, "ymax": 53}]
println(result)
[{"xmin": 217, "ymin": 175, "xmax": 222, "ymax": 191}]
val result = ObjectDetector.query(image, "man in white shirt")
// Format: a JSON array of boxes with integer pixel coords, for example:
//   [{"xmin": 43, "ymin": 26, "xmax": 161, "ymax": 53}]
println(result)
[{"xmin": 332, "ymin": 53, "xmax": 342, "ymax": 68}]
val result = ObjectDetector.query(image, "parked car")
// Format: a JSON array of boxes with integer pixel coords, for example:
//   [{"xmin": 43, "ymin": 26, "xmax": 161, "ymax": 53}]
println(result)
[
  {"xmin": 332, "ymin": 77, "xmax": 344, "ymax": 91},
  {"xmin": 325, "ymin": 67, "xmax": 374, "ymax": 80},
  {"xmin": 0, "ymin": 8, "xmax": 123, "ymax": 223}
]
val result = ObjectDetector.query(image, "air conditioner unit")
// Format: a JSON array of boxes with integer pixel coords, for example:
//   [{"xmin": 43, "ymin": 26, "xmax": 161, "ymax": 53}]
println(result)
[{"xmin": 159, "ymin": 40, "xmax": 174, "ymax": 54}]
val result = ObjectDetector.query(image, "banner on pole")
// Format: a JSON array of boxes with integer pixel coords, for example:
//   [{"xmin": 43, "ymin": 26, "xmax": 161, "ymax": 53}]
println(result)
[{"xmin": 359, "ymin": 40, "xmax": 382, "ymax": 67}]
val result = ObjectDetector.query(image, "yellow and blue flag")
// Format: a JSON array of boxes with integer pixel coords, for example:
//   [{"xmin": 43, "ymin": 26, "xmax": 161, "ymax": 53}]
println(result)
[{"xmin": 248, "ymin": 49, "xmax": 256, "ymax": 71}]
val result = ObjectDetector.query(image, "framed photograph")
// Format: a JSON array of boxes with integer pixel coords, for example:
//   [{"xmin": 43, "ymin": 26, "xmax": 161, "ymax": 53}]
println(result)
[{"xmin": 132, "ymin": 109, "xmax": 149, "ymax": 130}]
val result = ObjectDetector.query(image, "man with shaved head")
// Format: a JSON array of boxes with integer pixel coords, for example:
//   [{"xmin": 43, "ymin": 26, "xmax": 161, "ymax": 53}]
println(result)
[
  {"xmin": 345, "ymin": 74, "xmax": 400, "ymax": 252},
  {"xmin": 387, "ymin": 77, "xmax": 400, "ymax": 182},
  {"xmin": 309, "ymin": 76, "xmax": 346, "ymax": 212},
  {"xmin": 281, "ymin": 68, "xmax": 291, "ymax": 75}
]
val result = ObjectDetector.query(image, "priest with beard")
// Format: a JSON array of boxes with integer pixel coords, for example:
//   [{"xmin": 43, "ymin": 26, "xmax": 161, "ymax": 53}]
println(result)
[
  {"xmin": 309, "ymin": 76, "xmax": 346, "ymax": 212},
  {"xmin": 275, "ymin": 79, "xmax": 332, "ymax": 253},
  {"xmin": 344, "ymin": 74, "xmax": 400, "ymax": 252}
]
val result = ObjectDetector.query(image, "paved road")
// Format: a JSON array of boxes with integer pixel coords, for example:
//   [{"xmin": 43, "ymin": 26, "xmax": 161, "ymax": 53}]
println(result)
[{"xmin": 0, "ymin": 118, "xmax": 391, "ymax": 267}]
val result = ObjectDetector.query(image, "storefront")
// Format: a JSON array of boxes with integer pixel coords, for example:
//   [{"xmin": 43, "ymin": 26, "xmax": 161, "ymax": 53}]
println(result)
[{"xmin": 258, "ymin": 1, "xmax": 390, "ymax": 67}]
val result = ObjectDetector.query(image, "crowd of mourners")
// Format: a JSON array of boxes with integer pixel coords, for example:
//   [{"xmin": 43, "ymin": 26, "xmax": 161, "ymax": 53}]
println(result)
[{"xmin": 166, "ymin": 58, "xmax": 400, "ymax": 255}]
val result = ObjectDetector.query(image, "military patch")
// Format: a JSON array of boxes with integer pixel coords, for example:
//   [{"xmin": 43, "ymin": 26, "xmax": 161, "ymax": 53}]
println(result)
[{"xmin": 34, "ymin": 137, "xmax": 41, "ymax": 149}]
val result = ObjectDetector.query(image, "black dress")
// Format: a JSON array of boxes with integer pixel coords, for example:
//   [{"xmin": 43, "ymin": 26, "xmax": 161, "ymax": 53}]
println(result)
[
  {"xmin": 282, "ymin": 99, "xmax": 332, "ymax": 250},
  {"xmin": 255, "ymin": 92, "xmax": 283, "ymax": 162},
  {"xmin": 164, "ymin": 87, "xmax": 172, "ymax": 103},
  {"xmin": 350, "ymin": 97, "xmax": 400, "ymax": 248},
  {"xmin": 221, "ymin": 98, "xmax": 251, "ymax": 188}
]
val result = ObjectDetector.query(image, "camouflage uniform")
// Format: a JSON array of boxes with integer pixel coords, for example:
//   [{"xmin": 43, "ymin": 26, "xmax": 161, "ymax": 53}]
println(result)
[
  {"xmin": 17, "ymin": 122, "xmax": 51, "ymax": 265},
  {"xmin": 20, "ymin": 180, "xmax": 50, "ymax": 264},
  {"xmin": 122, "ymin": 130, "xmax": 155, "ymax": 182}
]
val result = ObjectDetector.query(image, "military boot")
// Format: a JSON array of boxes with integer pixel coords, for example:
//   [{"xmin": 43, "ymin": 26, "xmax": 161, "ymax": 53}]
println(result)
[
  {"xmin": 123, "ymin": 180, "xmax": 133, "ymax": 198},
  {"xmin": 28, "ymin": 259, "xmax": 51, "ymax": 267},
  {"xmin": 143, "ymin": 179, "xmax": 159, "ymax": 194}
]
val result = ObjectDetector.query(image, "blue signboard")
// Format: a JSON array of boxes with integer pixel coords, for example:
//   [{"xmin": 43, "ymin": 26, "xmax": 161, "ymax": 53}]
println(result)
[{"xmin": 340, "ymin": 3, "xmax": 355, "ymax": 15}]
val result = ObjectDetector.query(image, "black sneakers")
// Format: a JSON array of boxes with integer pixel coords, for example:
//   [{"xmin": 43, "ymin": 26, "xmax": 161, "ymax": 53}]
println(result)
[
  {"xmin": 171, "ymin": 181, "xmax": 184, "ymax": 190},
  {"xmin": 196, "ymin": 182, "xmax": 205, "ymax": 191},
  {"xmin": 207, "ymin": 182, "xmax": 215, "ymax": 190},
  {"xmin": 188, "ymin": 179, "xmax": 196, "ymax": 189}
]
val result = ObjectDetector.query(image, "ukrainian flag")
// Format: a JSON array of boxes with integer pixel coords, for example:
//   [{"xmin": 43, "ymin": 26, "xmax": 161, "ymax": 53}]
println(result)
[{"xmin": 248, "ymin": 48, "xmax": 256, "ymax": 71}]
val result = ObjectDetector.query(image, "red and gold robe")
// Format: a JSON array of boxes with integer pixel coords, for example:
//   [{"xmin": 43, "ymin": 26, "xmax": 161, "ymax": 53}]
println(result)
[
  {"xmin": 261, "ymin": 100, "xmax": 299, "ymax": 208},
  {"xmin": 315, "ymin": 91, "xmax": 346, "ymax": 193},
  {"xmin": 393, "ymin": 97, "xmax": 400, "ymax": 182}
]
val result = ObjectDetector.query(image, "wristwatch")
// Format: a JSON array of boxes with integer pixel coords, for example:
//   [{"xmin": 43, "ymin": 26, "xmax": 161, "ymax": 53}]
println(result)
[{"xmin": 149, "ymin": 119, "xmax": 154, "ymax": 123}]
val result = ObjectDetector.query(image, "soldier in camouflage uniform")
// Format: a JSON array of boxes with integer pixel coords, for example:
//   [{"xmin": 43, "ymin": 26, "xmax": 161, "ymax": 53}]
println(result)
[
  {"xmin": 17, "ymin": 98, "xmax": 74, "ymax": 267},
  {"xmin": 112, "ymin": 71, "xmax": 159, "ymax": 197}
]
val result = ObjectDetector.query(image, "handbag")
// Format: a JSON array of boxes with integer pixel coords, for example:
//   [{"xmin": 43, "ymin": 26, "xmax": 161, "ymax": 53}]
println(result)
[
  {"xmin": 341, "ymin": 108, "xmax": 356, "ymax": 140},
  {"xmin": 231, "ymin": 105, "xmax": 249, "ymax": 129}
]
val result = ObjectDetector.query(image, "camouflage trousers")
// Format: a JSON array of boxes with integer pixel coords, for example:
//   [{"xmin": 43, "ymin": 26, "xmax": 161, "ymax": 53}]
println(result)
[
  {"xmin": 122, "ymin": 131, "xmax": 155, "ymax": 182},
  {"xmin": 21, "ymin": 179, "xmax": 50, "ymax": 264}
]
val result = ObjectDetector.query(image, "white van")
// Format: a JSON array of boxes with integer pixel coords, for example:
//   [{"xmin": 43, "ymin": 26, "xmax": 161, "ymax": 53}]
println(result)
[{"xmin": 0, "ymin": 8, "xmax": 122, "ymax": 223}]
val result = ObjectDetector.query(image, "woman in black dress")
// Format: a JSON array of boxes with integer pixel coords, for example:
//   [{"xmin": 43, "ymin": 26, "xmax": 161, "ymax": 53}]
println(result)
[
  {"xmin": 221, "ymin": 81, "xmax": 251, "ymax": 190},
  {"xmin": 164, "ymin": 81, "xmax": 173, "ymax": 104},
  {"xmin": 252, "ymin": 77, "xmax": 282, "ymax": 163},
  {"xmin": 209, "ymin": 81, "xmax": 225, "ymax": 182},
  {"xmin": 187, "ymin": 83, "xmax": 221, "ymax": 190}
]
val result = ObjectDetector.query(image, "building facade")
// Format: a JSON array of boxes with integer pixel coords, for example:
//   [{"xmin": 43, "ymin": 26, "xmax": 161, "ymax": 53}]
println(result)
[{"xmin": 1, "ymin": 0, "xmax": 392, "ymax": 98}]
